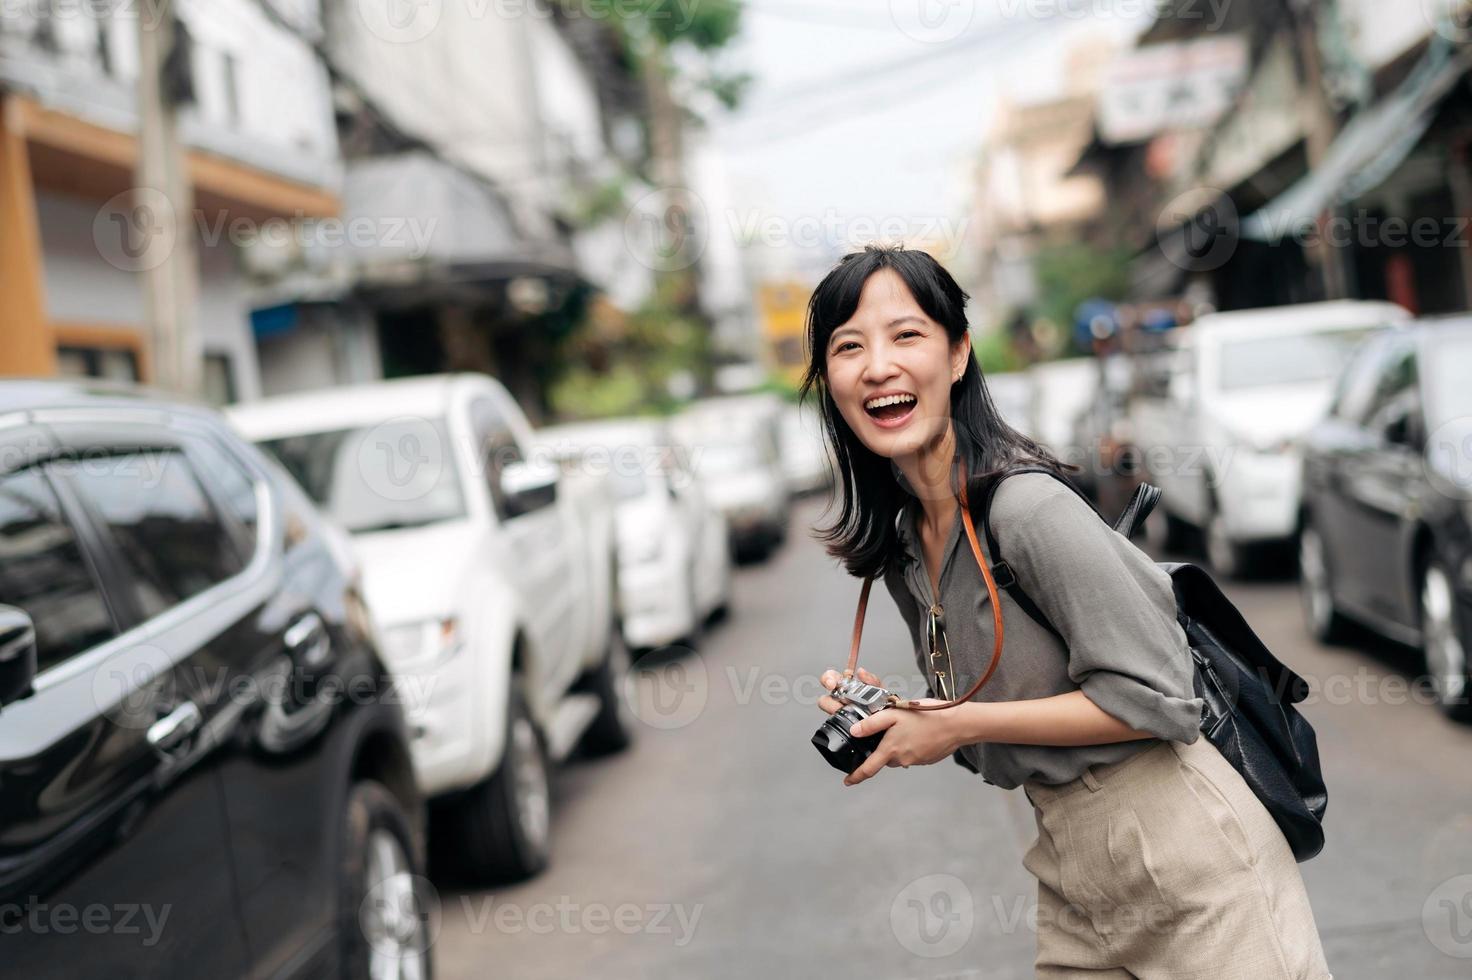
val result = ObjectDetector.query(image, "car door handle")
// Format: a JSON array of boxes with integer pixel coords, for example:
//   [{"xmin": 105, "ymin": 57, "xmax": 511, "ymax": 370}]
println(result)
[
  {"xmin": 285, "ymin": 612, "xmax": 331, "ymax": 670},
  {"xmin": 147, "ymin": 701, "xmax": 202, "ymax": 752}
]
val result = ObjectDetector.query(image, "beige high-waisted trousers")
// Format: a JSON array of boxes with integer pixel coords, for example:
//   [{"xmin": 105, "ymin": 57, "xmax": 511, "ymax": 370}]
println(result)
[{"xmin": 1020, "ymin": 736, "xmax": 1332, "ymax": 979}]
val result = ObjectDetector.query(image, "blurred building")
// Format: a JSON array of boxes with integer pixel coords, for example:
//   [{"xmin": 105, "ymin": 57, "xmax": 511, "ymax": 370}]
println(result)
[
  {"xmin": 1079, "ymin": 0, "xmax": 1472, "ymax": 316},
  {"xmin": 0, "ymin": 0, "xmax": 340, "ymax": 403},
  {"xmin": 964, "ymin": 37, "xmax": 1116, "ymax": 324},
  {"xmin": 246, "ymin": 1, "xmax": 656, "ymax": 420}
]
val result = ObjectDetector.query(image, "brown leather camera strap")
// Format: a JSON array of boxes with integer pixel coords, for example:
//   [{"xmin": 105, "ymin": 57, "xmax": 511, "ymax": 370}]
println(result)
[{"xmin": 842, "ymin": 462, "xmax": 1005, "ymax": 712}]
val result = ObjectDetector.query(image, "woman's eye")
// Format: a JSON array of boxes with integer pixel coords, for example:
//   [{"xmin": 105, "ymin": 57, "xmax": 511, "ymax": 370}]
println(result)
[
  {"xmin": 897, "ymin": 330, "xmax": 921, "ymax": 340},
  {"xmin": 834, "ymin": 342, "xmax": 858, "ymax": 353}
]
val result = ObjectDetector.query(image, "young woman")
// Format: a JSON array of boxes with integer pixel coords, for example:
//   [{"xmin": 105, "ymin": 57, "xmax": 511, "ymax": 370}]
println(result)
[{"xmin": 806, "ymin": 245, "xmax": 1331, "ymax": 978}]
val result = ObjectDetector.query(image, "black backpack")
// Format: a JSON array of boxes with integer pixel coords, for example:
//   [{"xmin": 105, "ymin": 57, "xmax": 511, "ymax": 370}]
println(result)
[{"xmin": 973, "ymin": 466, "xmax": 1328, "ymax": 863}]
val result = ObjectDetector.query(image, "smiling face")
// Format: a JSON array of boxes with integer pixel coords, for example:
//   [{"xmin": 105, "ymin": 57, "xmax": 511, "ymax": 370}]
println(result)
[{"xmin": 823, "ymin": 267, "xmax": 971, "ymax": 462}]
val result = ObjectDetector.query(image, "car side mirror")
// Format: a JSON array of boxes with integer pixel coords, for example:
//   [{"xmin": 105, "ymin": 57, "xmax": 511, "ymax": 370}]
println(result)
[
  {"xmin": 499, "ymin": 459, "xmax": 558, "ymax": 518},
  {"xmin": 0, "ymin": 605, "xmax": 38, "ymax": 708},
  {"xmin": 1383, "ymin": 411, "xmax": 1412, "ymax": 447}
]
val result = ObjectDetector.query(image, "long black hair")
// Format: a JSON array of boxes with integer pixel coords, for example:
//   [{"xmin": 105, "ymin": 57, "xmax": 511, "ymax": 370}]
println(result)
[{"xmin": 798, "ymin": 244, "xmax": 1079, "ymax": 580}]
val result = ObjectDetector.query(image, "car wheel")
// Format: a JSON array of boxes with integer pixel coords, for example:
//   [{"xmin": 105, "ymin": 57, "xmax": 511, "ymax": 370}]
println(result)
[
  {"xmin": 578, "ymin": 626, "xmax": 635, "ymax": 756},
  {"xmin": 453, "ymin": 688, "xmax": 551, "ymax": 882},
  {"xmin": 1421, "ymin": 559, "xmax": 1472, "ymax": 722},
  {"xmin": 339, "ymin": 781, "xmax": 433, "ymax": 980},
  {"xmin": 1204, "ymin": 503, "xmax": 1250, "ymax": 579},
  {"xmin": 1298, "ymin": 522, "xmax": 1351, "ymax": 645}
]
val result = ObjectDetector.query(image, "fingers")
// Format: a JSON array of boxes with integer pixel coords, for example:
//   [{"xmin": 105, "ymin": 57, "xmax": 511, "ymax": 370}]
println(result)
[
  {"xmin": 817, "ymin": 694, "xmax": 841, "ymax": 715},
  {"xmin": 857, "ymin": 667, "xmax": 881, "ymax": 685},
  {"xmin": 848, "ymin": 710, "xmax": 897, "ymax": 739},
  {"xmin": 844, "ymin": 747, "xmax": 889, "ymax": 786}
]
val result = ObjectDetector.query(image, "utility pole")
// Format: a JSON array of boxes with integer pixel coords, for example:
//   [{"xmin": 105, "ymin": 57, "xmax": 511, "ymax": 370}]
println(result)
[
  {"xmin": 1288, "ymin": 0, "xmax": 1349, "ymax": 300},
  {"xmin": 136, "ymin": 0, "xmax": 201, "ymax": 395}
]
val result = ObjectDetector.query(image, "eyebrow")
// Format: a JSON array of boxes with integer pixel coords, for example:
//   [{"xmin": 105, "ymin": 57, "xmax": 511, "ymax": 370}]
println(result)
[{"xmin": 829, "ymin": 316, "xmax": 926, "ymax": 345}]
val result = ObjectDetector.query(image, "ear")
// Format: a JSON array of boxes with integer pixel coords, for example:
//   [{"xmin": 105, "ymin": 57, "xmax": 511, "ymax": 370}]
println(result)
[{"xmin": 950, "ymin": 333, "xmax": 972, "ymax": 383}]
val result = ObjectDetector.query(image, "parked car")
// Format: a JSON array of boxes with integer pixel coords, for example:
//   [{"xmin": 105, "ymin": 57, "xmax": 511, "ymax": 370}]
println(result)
[
  {"xmin": 672, "ymin": 394, "xmax": 790, "ymax": 561},
  {"xmin": 777, "ymin": 401, "xmax": 834, "ymax": 497},
  {"xmin": 1299, "ymin": 318, "xmax": 1472, "ymax": 720},
  {"xmin": 228, "ymin": 373, "xmax": 629, "ymax": 883},
  {"xmin": 1025, "ymin": 358, "xmax": 1096, "ymax": 455},
  {"xmin": 1129, "ymin": 300, "xmax": 1411, "ymax": 577},
  {"xmin": 0, "ymin": 380, "xmax": 428, "ymax": 977},
  {"xmin": 983, "ymin": 370, "xmax": 1033, "ymax": 435},
  {"xmin": 536, "ymin": 418, "xmax": 733, "ymax": 651}
]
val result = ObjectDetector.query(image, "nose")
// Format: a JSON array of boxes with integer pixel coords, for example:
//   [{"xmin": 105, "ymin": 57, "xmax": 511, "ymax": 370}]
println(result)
[{"xmin": 860, "ymin": 337, "xmax": 899, "ymax": 385}]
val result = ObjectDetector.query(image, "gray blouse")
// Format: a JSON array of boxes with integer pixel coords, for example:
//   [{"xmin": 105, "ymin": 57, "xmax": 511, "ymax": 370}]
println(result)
[{"xmin": 881, "ymin": 471, "xmax": 1205, "ymax": 790}]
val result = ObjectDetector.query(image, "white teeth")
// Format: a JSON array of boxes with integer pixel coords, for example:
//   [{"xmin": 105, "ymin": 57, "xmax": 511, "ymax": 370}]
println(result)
[{"xmin": 865, "ymin": 394, "xmax": 916, "ymax": 410}]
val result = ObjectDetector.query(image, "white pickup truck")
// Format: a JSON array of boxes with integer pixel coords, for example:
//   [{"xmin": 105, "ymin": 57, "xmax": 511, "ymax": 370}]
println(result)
[{"xmin": 229, "ymin": 373, "xmax": 628, "ymax": 881}]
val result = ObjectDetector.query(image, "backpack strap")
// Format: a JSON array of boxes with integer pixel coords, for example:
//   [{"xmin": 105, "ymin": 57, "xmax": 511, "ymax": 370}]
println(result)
[
  {"xmin": 972, "ymin": 466, "xmax": 1100, "ymax": 641},
  {"xmin": 973, "ymin": 469, "xmax": 1164, "ymax": 640}
]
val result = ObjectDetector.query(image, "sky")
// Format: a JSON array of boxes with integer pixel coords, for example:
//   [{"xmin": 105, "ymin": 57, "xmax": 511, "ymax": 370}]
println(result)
[{"xmin": 706, "ymin": 0, "xmax": 1154, "ymax": 281}]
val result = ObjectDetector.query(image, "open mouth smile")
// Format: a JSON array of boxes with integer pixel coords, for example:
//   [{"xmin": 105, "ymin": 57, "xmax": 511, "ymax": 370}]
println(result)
[{"xmin": 862, "ymin": 392, "xmax": 917, "ymax": 428}]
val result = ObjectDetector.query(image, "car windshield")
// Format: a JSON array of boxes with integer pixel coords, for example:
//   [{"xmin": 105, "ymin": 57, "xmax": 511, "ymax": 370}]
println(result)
[
  {"xmin": 1217, "ymin": 327, "xmax": 1380, "ymax": 391},
  {"xmin": 1426, "ymin": 333, "xmax": 1472, "ymax": 426},
  {"xmin": 258, "ymin": 418, "xmax": 466, "ymax": 533}
]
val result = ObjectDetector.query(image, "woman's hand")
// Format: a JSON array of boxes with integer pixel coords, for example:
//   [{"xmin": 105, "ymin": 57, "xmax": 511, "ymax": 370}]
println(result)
[
  {"xmin": 843, "ymin": 699, "xmax": 969, "ymax": 787},
  {"xmin": 817, "ymin": 666, "xmax": 883, "ymax": 715}
]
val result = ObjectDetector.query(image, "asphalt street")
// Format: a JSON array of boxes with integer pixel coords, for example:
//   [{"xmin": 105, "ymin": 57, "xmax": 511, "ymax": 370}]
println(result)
[{"xmin": 433, "ymin": 495, "xmax": 1472, "ymax": 979}]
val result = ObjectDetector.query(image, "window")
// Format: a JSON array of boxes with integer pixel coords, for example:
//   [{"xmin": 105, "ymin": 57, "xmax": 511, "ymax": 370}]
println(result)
[
  {"xmin": 61, "ymin": 450, "xmax": 245, "ymax": 620},
  {"xmin": 0, "ymin": 467, "xmax": 115, "ymax": 673},
  {"xmin": 1330, "ymin": 336, "xmax": 1395, "ymax": 425},
  {"xmin": 259, "ymin": 418, "xmax": 466, "ymax": 533},
  {"xmin": 203, "ymin": 353, "xmax": 236, "ymax": 406},
  {"xmin": 189, "ymin": 437, "xmax": 260, "ymax": 541},
  {"xmin": 1218, "ymin": 327, "xmax": 1380, "ymax": 392},
  {"xmin": 1362, "ymin": 344, "xmax": 1419, "ymax": 429},
  {"xmin": 56, "ymin": 346, "xmax": 140, "ymax": 383},
  {"xmin": 470, "ymin": 399, "xmax": 526, "ymax": 520}
]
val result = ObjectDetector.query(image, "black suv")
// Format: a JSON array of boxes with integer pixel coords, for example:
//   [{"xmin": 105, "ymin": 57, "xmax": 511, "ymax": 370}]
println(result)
[
  {"xmin": 0, "ymin": 381, "xmax": 431, "ymax": 977},
  {"xmin": 1299, "ymin": 319, "xmax": 1472, "ymax": 720}
]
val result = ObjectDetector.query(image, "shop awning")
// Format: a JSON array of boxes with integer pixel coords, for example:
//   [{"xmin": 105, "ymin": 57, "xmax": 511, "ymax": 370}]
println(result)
[{"xmin": 1241, "ymin": 44, "xmax": 1472, "ymax": 241}]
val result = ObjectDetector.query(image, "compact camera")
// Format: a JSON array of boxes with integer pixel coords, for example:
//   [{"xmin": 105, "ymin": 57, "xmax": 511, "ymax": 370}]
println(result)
[{"xmin": 812, "ymin": 675, "xmax": 897, "ymax": 774}]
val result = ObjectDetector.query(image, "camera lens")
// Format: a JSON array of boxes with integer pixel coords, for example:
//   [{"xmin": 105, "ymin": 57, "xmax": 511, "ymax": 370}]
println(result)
[{"xmin": 812, "ymin": 704, "xmax": 885, "ymax": 774}]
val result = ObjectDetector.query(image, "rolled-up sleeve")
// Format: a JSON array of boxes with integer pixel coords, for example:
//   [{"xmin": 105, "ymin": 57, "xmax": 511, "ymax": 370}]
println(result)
[{"xmin": 997, "ymin": 480, "xmax": 1204, "ymax": 743}]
